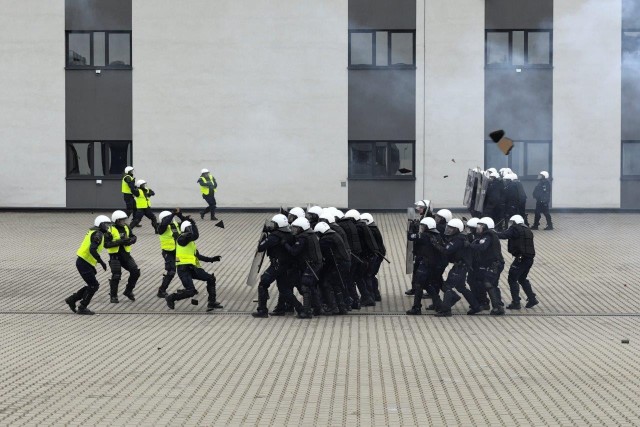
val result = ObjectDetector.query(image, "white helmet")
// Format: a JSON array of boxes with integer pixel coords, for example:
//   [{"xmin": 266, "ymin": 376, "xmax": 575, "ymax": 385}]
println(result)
[
  {"xmin": 201, "ymin": 168, "xmax": 209, "ymax": 174},
  {"xmin": 419, "ymin": 217, "xmax": 437, "ymax": 230},
  {"xmin": 271, "ymin": 214, "xmax": 289, "ymax": 229},
  {"xmin": 319, "ymin": 212, "xmax": 335, "ymax": 224},
  {"xmin": 94, "ymin": 215, "xmax": 111, "ymax": 228},
  {"xmin": 159, "ymin": 211, "xmax": 172, "ymax": 222},
  {"xmin": 314, "ymin": 222, "xmax": 331, "ymax": 234},
  {"xmin": 291, "ymin": 217, "xmax": 310, "ymax": 231},
  {"xmin": 334, "ymin": 209, "xmax": 345, "ymax": 219},
  {"xmin": 510, "ymin": 173, "xmax": 519, "ymax": 180},
  {"xmin": 504, "ymin": 173, "xmax": 516, "ymax": 181},
  {"xmin": 288, "ymin": 207, "xmax": 305, "ymax": 219},
  {"xmin": 415, "ymin": 199, "xmax": 431, "ymax": 209},
  {"xmin": 487, "ymin": 168, "xmax": 498, "ymax": 175},
  {"xmin": 111, "ymin": 210, "xmax": 128, "ymax": 222},
  {"xmin": 124, "ymin": 166, "xmax": 134, "ymax": 174},
  {"xmin": 345, "ymin": 209, "xmax": 361, "ymax": 221},
  {"xmin": 466, "ymin": 217, "xmax": 479, "ymax": 229},
  {"xmin": 307, "ymin": 206, "xmax": 323, "ymax": 216},
  {"xmin": 509, "ymin": 215, "xmax": 525, "ymax": 225},
  {"xmin": 135, "ymin": 179, "xmax": 146, "ymax": 187},
  {"xmin": 446, "ymin": 218, "xmax": 464, "ymax": 234},
  {"xmin": 180, "ymin": 221, "xmax": 192, "ymax": 232},
  {"xmin": 539, "ymin": 171, "xmax": 549, "ymax": 179},
  {"xmin": 499, "ymin": 167, "xmax": 512, "ymax": 177},
  {"xmin": 435, "ymin": 209, "xmax": 452, "ymax": 223},
  {"xmin": 360, "ymin": 213, "xmax": 374, "ymax": 225},
  {"xmin": 478, "ymin": 217, "xmax": 495, "ymax": 230}
]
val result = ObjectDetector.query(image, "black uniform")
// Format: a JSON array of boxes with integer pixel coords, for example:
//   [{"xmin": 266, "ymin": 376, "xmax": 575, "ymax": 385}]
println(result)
[
  {"xmin": 65, "ymin": 228, "xmax": 107, "ymax": 314},
  {"xmin": 485, "ymin": 178, "xmax": 504, "ymax": 225},
  {"xmin": 122, "ymin": 173, "xmax": 136, "ymax": 218},
  {"xmin": 497, "ymin": 224, "xmax": 538, "ymax": 308},
  {"xmin": 253, "ymin": 228, "xmax": 301, "ymax": 316},
  {"xmin": 356, "ymin": 220, "xmax": 379, "ymax": 305},
  {"xmin": 504, "ymin": 180, "xmax": 521, "ymax": 222},
  {"xmin": 515, "ymin": 180, "xmax": 529, "ymax": 226},
  {"xmin": 434, "ymin": 233, "xmax": 481, "ymax": 315},
  {"xmin": 406, "ymin": 229, "xmax": 445, "ymax": 313},
  {"xmin": 104, "ymin": 224, "xmax": 140, "ymax": 302},
  {"xmin": 532, "ymin": 178, "xmax": 552, "ymax": 229},
  {"xmin": 466, "ymin": 230, "xmax": 489, "ymax": 308},
  {"xmin": 157, "ymin": 213, "xmax": 182, "ymax": 297},
  {"xmin": 129, "ymin": 187, "xmax": 159, "ymax": 232},
  {"xmin": 166, "ymin": 221, "xmax": 222, "ymax": 311},
  {"xmin": 198, "ymin": 174, "xmax": 218, "ymax": 220},
  {"xmin": 328, "ymin": 222, "xmax": 352, "ymax": 308},
  {"xmin": 368, "ymin": 222, "xmax": 386, "ymax": 301},
  {"xmin": 337, "ymin": 217, "xmax": 372, "ymax": 307},
  {"xmin": 285, "ymin": 229, "xmax": 323, "ymax": 318},
  {"xmin": 470, "ymin": 229, "xmax": 505, "ymax": 315},
  {"xmin": 318, "ymin": 230, "xmax": 350, "ymax": 314}
]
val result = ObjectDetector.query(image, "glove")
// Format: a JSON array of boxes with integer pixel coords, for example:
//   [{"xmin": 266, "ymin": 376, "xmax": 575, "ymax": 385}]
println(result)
[
  {"xmin": 99, "ymin": 261, "xmax": 107, "ymax": 271},
  {"xmin": 129, "ymin": 236, "xmax": 137, "ymax": 245},
  {"xmin": 211, "ymin": 256, "xmax": 221, "ymax": 262}
]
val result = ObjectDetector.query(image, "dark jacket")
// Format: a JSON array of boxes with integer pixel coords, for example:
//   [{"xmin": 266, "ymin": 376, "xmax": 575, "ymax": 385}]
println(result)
[
  {"xmin": 533, "ymin": 179, "xmax": 551, "ymax": 204},
  {"xmin": 497, "ymin": 224, "xmax": 535, "ymax": 258}
]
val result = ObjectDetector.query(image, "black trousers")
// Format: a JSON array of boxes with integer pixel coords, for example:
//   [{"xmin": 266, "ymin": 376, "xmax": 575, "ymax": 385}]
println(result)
[
  {"xmin": 202, "ymin": 194, "xmax": 217, "ymax": 219},
  {"xmin": 159, "ymin": 250, "xmax": 176, "ymax": 292},
  {"xmin": 477, "ymin": 261, "xmax": 505, "ymax": 308},
  {"xmin": 109, "ymin": 252, "xmax": 140, "ymax": 296},
  {"xmin": 442, "ymin": 263, "xmax": 480, "ymax": 311},
  {"xmin": 70, "ymin": 257, "xmax": 101, "ymax": 308},
  {"xmin": 123, "ymin": 194, "xmax": 136, "ymax": 218},
  {"xmin": 468, "ymin": 266, "xmax": 489, "ymax": 306},
  {"xmin": 507, "ymin": 256, "xmax": 536, "ymax": 303},
  {"xmin": 257, "ymin": 262, "xmax": 300, "ymax": 312},
  {"xmin": 367, "ymin": 254, "xmax": 383, "ymax": 299},
  {"xmin": 173, "ymin": 265, "xmax": 217, "ymax": 306},
  {"xmin": 351, "ymin": 257, "xmax": 373, "ymax": 303},
  {"xmin": 533, "ymin": 201, "xmax": 552, "ymax": 227},
  {"xmin": 130, "ymin": 208, "xmax": 158, "ymax": 230},
  {"xmin": 411, "ymin": 259, "xmax": 442, "ymax": 309}
]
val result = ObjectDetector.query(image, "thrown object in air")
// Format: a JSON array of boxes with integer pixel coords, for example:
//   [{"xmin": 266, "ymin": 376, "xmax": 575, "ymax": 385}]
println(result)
[
  {"xmin": 489, "ymin": 129, "xmax": 514, "ymax": 155},
  {"xmin": 398, "ymin": 168, "xmax": 412, "ymax": 174},
  {"xmin": 215, "ymin": 220, "xmax": 225, "ymax": 229}
]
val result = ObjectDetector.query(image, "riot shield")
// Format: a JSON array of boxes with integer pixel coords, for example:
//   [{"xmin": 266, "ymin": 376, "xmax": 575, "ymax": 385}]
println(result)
[
  {"xmin": 246, "ymin": 221, "xmax": 269, "ymax": 286},
  {"xmin": 406, "ymin": 208, "xmax": 417, "ymax": 274},
  {"xmin": 474, "ymin": 172, "xmax": 489, "ymax": 213},
  {"xmin": 463, "ymin": 169, "xmax": 475, "ymax": 208}
]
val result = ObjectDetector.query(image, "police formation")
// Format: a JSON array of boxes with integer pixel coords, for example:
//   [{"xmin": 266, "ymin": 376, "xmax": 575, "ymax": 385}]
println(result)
[
  {"xmin": 64, "ymin": 167, "xmax": 222, "ymax": 315},
  {"xmin": 251, "ymin": 207, "xmax": 386, "ymax": 319}
]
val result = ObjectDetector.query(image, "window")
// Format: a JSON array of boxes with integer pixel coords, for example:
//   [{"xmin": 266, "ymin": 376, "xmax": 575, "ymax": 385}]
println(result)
[
  {"xmin": 66, "ymin": 31, "xmax": 132, "ymax": 68},
  {"xmin": 484, "ymin": 140, "xmax": 551, "ymax": 178},
  {"xmin": 622, "ymin": 141, "xmax": 640, "ymax": 176},
  {"xmin": 66, "ymin": 141, "xmax": 132, "ymax": 178},
  {"xmin": 623, "ymin": 31, "xmax": 640, "ymax": 66},
  {"xmin": 485, "ymin": 30, "xmax": 552, "ymax": 67},
  {"xmin": 349, "ymin": 30, "xmax": 415, "ymax": 69},
  {"xmin": 349, "ymin": 141, "xmax": 415, "ymax": 179}
]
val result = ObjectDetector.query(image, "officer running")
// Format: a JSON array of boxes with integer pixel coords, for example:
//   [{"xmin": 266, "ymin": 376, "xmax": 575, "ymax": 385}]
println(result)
[
  {"xmin": 121, "ymin": 166, "xmax": 137, "ymax": 220},
  {"xmin": 156, "ymin": 209, "xmax": 184, "ymax": 298},
  {"xmin": 105, "ymin": 210, "xmax": 140, "ymax": 303},
  {"xmin": 198, "ymin": 168, "xmax": 218, "ymax": 220},
  {"xmin": 129, "ymin": 179, "xmax": 159, "ymax": 232}
]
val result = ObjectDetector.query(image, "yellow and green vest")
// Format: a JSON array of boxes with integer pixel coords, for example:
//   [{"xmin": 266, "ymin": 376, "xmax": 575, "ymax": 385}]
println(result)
[
  {"xmin": 121, "ymin": 174, "xmax": 134, "ymax": 194},
  {"xmin": 107, "ymin": 225, "xmax": 132, "ymax": 254},
  {"xmin": 159, "ymin": 222, "xmax": 180, "ymax": 251},
  {"xmin": 135, "ymin": 187, "xmax": 152, "ymax": 209},
  {"xmin": 199, "ymin": 173, "xmax": 216, "ymax": 196},
  {"xmin": 76, "ymin": 229, "xmax": 105, "ymax": 266},
  {"xmin": 176, "ymin": 239, "xmax": 200, "ymax": 267}
]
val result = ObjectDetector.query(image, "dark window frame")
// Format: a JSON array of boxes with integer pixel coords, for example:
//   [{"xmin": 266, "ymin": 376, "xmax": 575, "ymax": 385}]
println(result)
[
  {"xmin": 348, "ymin": 29, "xmax": 416, "ymax": 70},
  {"xmin": 484, "ymin": 140, "xmax": 552, "ymax": 179},
  {"xmin": 65, "ymin": 140, "xmax": 133, "ymax": 180},
  {"xmin": 65, "ymin": 30, "xmax": 132, "ymax": 70},
  {"xmin": 621, "ymin": 140, "xmax": 640, "ymax": 179},
  {"xmin": 622, "ymin": 29, "xmax": 640, "ymax": 68},
  {"xmin": 348, "ymin": 140, "xmax": 416, "ymax": 181},
  {"xmin": 485, "ymin": 29, "xmax": 553, "ymax": 69}
]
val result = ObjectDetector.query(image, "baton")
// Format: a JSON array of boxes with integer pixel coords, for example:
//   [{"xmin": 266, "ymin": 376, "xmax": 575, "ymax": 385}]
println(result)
[
  {"xmin": 350, "ymin": 251, "xmax": 364, "ymax": 264},
  {"xmin": 328, "ymin": 248, "xmax": 348, "ymax": 292},
  {"xmin": 304, "ymin": 260, "xmax": 320, "ymax": 281},
  {"xmin": 376, "ymin": 251, "xmax": 391, "ymax": 264}
]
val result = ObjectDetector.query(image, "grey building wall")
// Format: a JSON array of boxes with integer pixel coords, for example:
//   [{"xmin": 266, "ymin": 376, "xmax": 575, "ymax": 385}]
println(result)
[
  {"xmin": 348, "ymin": 0, "xmax": 415, "ymax": 209},
  {"xmin": 65, "ymin": 0, "xmax": 132, "ymax": 209},
  {"xmin": 622, "ymin": 0, "xmax": 640, "ymax": 208},
  {"xmin": 485, "ymin": 0, "xmax": 553, "ymax": 209}
]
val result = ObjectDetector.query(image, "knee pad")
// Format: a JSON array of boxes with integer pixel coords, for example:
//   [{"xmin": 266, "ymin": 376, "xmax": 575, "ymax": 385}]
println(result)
[
  {"xmin": 88, "ymin": 282, "xmax": 100, "ymax": 292},
  {"xmin": 111, "ymin": 273, "xmax": 122, "ymax": 282},
  {"xmin": 166, "ymin": 269, "xmax": 176, "ymax": 278}
]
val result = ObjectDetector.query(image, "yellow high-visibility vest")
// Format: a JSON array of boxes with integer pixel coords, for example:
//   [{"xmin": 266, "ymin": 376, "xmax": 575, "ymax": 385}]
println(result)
[
  {"xmin": 176, "ymin": 239, "xmax": 199, "ymax": 267},
  {"xmin": 121, "ymin": 175, "xmax": 133, "ymax": 194},
  {"xmin": 76, "ymin": 229, "xmax": 105, "ymax": 266},
  {"xmin": 159, "ymin": 222, "xmax": 180, "ymax": 251},
  {"xmin": 199, "ymin": 174, "xmax": 216, "ymax": 196},
  {"xmin": 107, "ymin": 225, "xmax": 131, "ymax": 254},
  {"xmin": 135, "ymin": 188, "xmax": 152, "ymax": 209}
]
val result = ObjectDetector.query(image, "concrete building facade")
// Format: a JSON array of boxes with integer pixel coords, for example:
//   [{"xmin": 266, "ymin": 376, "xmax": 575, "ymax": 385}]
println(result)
[{"xmin": 0, "ymin": 0, "xmax": 638, "ymax": 209}]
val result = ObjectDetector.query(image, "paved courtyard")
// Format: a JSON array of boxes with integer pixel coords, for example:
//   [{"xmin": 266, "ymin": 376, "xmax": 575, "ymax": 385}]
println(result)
[{"xmin": 0, "ymin": 211, "xmax": 639, "ymax": 426}]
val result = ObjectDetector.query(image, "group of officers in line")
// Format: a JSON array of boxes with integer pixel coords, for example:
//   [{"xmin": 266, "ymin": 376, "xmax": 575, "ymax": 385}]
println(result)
[
  {"xmin": 405, "ymin": 200, "xmax": 539, "ymax": 317},
  {"xmin": 251, "ymin": 206, "xmax": 386, "ymax": 319},
  {"xmin": 64, "ymin": 166, "xmax": 223, "ymax": 315},
  {"xmin": 469, "ymin": 167, "xmax": 553, "ymax": 231}
]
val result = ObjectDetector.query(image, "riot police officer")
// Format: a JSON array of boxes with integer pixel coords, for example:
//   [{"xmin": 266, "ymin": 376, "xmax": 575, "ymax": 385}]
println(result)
[
  {"xmin": 350, "ymin": 210, "xmax": 379, "ymax": 306},
  {"xmin": 198, "ymin": 168, "xmax": 218, "ymax": 220},
  {"xmin": 285, "ymin": 217, "xmax": 323, "ymax": 319},
  {"xmin": 532, "ymin": 171, "xmax": 553, "ymax": 230},
  {"xmin": 470, "ymin": 217, "xmax": 506, "ymax": 315},
  {"xmin": 129, "ymin": 179, "xmax": 159, "ymax": 232},
  {"xmin": 306, "ymin": 205, "xmax": 323, "ymax": 229},
  {"xmin": 337, "ymin": 210, "xmax": 372, "ymax": 308},
  {"xmin": 105, "ymin": 210, "xmax": 140, "ymax": 303},
  {"xmin": 497, "ymin": 215, "xmax": 539, "ymax": 309},
  {"xmin": 252, "ymin": 214, "xmax": 301, "ymax": 318},
  {"xmin": 344, "ymin": 210, "xmax": 376, "ymax": 307},
  {"xmin": 405, "ymin": 200, "xmax": 433, "ymax": 296},
  {"xmin": 465, "ymin": 218, "xmax": 490, "ymax": 310},
  {"xmin": 318, "ymin": 210, "xmax": 352, "ymax": 309},
  {"xmin": 157, "ymin": 209, "xmax": 184, "ymax": 298},
  {"xmin": 503, "ymin": 173, "xmax": 521, "ymax": 226},
  {"xmin": 361, "ymin": 213, "xmax": 385, "ymax": 301},
  {"xmin": 315, "ymin": 222, "xmax": 350, "ymax": 314},
  {"xmin": 121, "ymin": 166, "xmax": 137, "ymax": 219}
]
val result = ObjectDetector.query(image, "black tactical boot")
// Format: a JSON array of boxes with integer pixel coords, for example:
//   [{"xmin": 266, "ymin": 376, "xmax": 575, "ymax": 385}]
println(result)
[
  {"xmin": 123, "ymin": 289, "xmax": 135, "ymax": 301},
  {"xmin": 110, "ymin": 295, "xmax": 119, "ymax": 303},
  {"xmin": 77, "ymin": 306, "xmax": 95, "ymax": 315},
  {"xmin": 525, "ymin": 298, "xmax": 539, "ymax": 308},
  {"xmin": 252, "ymin": 309, "xmax": 269, "ymax": 318},
  {"xmin": 165, "ymin": 295, "xmax": 175, "ymax": 310},
  {"xmin": 207, "ymin": 302, "xmax": 223, "ymax": 311},
  {"xmin": 64, "ymin": 296, "xmax": 77, "ymax": 313},
  {"xmin": 157, "ymin": 290, "xmax": 168, "ymax": 298},
  {"xmin": 488, "ymin": 287, "xmax": 505, "ymax": 315},
  {"xmin": 434, "ymin": 310, "xmax": 452, "ymax": 317},
  {"xmin": 405, "ymin": 288, "xmax": 415, "ymax": 295},
  {"xmin": 544, "ymin": 225, "xmax": 553, "ymax": 230},
  {"xmin": 406, "ymin": 306, "xmax": 422, "ymax": 315},
  {"xmin": 506, "ymin": 302, "xmax": 521, "ymax": 310},
  {"xmin": 467, "ymin": 306, "xmax": 482, "ymax": 315}
]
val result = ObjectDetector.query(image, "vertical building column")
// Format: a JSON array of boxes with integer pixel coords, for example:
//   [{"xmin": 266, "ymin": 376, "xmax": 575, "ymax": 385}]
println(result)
[{"xmin": 554, "ymin": 0, "xmax": 621, "ymax": 208}]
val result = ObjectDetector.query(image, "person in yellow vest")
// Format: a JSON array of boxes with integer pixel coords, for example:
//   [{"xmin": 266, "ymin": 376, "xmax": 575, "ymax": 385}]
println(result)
[
  {"xmin": 121, "ymin": 166, "xmax": 137, "ymax": 219},
  {"xmin": 64, "ymin": 215, "xmax": 111, "ymax": 315},
  {"xmin": 165, "ymin": 218, "xmax": 224, "ymax": 311},
  {"xmin": 105, "ymin": 210, "xmax": 140, "ymax": 303},
  {"xmin": 129, "ymin": 179, "xmax": 159, "ymax": 232},
  {"xmin": 157, "ymin": 209, "xmax": 186, "ymax": 298},
  {"xmin": 198, "ymin": 168, "xmax": 218, "ymax": 220}
]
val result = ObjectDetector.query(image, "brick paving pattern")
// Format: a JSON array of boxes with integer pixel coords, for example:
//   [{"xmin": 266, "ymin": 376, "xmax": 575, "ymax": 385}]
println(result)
[{"xmin": 0, "ymin": 212, "xmax": 638, "ymax": 426}]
